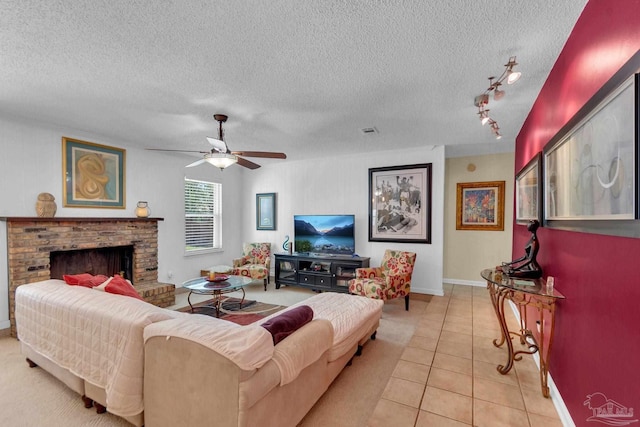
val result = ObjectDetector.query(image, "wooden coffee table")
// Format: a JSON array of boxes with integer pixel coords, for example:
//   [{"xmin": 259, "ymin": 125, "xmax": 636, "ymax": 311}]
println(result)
[{"xmin": 182, "ymin": 275, "xmax": 254, "ymax": 317}]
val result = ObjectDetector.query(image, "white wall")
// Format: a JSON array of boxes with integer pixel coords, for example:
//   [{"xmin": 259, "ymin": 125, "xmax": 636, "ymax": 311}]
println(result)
[
  {"xmin": 0, "ymin": 116, "xmax": 246, "ymax": 329},
  {"xmin": 443, "ymin": 153, "xmax": 514, "ymax": 285},
  {"xmin": 240, "ymin": 146, "xmax": 446, "ymax": 296}
]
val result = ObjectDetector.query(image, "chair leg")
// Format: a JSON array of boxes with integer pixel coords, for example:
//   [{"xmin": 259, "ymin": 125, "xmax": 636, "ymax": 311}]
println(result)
[
  {"xmin": 405, "ymin": 294, "xmax": 409, "ymax": 311},
  {"xmin": 263, "ymin": 278, "xmax": 267, "ymax": 291}
]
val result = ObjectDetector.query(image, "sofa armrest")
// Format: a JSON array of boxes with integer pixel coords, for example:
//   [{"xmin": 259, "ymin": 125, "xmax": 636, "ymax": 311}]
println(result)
[
  {"xmin": 271, "ymin": 319, "xmax": 333, "ymax": 385},
  {"xmin": 384, "ymin": 273, "xmax": 413, "ymax": 292},
  {"xmin": 233, "ymin": 257, "xmax": 249, "ymax": 268},
  {"xmin": 355, "ymin": 267, "xmax": 381, "ymax": 279}
]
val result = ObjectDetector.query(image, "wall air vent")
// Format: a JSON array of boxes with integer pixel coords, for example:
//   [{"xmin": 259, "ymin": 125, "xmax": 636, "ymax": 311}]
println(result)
[{"xmin": 360, "ymin": 127, "xmax": 378, "ymax": 135}]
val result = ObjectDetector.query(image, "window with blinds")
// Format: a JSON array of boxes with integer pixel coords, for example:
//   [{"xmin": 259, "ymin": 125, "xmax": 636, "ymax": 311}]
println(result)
[{"xmin": 184, "ymin": 178, "xmax": 222, "ymax": 253}]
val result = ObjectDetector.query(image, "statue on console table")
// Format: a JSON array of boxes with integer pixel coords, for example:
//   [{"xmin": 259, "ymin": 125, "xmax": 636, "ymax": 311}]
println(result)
[{"xmin": 501, "ymin": 220, "xmax": 543, "ymax": 279}]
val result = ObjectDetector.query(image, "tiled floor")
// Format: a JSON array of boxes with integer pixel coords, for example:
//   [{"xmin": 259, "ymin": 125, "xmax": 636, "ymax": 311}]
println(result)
[{"xmin": 368, "ymin": 283, "xmax": 563, "ymax": 427}]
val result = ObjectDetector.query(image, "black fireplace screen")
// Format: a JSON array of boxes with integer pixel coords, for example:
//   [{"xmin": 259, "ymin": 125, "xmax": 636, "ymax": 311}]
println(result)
[{"xmin": 49, "ymin": 246, "xmax": 134, "ymax": 283}]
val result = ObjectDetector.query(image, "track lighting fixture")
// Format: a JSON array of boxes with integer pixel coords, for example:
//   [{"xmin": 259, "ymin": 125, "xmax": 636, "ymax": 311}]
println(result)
[{"xmin": 473, "ymin": 56, "xmax": 521, "ymax": 139}]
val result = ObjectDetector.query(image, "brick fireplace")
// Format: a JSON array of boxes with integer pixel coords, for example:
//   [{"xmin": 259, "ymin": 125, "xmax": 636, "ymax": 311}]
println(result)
[{"xmin": 4, "ymin": 217, "xmax": 175, "ymax": 336}]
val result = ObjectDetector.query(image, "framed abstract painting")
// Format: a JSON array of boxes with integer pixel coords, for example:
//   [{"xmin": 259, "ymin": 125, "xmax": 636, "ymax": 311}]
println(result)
[
  {"xmin": 456, "ymin": 181, "xmax": 505, "ymax": 231},
  {"xmin": 62, "ymin": 137, "xmax": 126, "ymax": 208}
]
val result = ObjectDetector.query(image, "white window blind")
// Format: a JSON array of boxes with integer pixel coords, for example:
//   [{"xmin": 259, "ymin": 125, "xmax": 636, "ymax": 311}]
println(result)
[{"xmin": 184, "ymin": 178, "xmax": 222, "ymax": 253}]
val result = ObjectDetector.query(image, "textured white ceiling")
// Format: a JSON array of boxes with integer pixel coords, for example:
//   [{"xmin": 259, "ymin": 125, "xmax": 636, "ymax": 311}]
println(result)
[{"xmin": 0, "ymin": 1, "xmax": 587, "ymax": 163}]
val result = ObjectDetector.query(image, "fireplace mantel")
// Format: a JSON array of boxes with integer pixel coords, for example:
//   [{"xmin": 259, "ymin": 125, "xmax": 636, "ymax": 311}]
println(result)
[
  {"xmin": 4, "ymin": 216, "xmax": 174, "ymax": 336},
  {"xmin": 1, "ymin": 217, "xmax": 164, "ymax": 222}
]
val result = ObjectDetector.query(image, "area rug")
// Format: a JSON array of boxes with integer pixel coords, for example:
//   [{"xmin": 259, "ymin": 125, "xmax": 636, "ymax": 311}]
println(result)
[{"xmin": 177, "ymin": 297, "xmax": 287, "ymax": 325}]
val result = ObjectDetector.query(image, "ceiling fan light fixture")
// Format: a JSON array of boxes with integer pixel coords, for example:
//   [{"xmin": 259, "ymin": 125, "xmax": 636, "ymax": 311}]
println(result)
[{"xmin": 205, "ymin": 152, "xmax": 238, "ymax": 170}]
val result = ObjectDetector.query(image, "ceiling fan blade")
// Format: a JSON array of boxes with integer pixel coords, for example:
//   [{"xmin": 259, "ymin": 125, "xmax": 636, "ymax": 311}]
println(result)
[
  {"xmin": 230, "ymin": 151, "xmax": 287, "ymax": 159},
  {"xmin": 185, "ymin": 159, "xmax": 207, "ymax": 168},
  {"xmin": 146, "ymin": 148, "xmax": 209, "ymax": 154},
  {"xmin": 236, "ymin": 157, "xmax": 261, "ymax": 169},
  {"xmin": 206, "ymin": 136, "xmax": 229, "ymax": 153}
]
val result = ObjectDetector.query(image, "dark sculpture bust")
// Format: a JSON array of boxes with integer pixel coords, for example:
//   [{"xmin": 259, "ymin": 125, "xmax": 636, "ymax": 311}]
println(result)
[{"xmin": 502, "ymin": 220, "xmax": 543, "ymax": 279}]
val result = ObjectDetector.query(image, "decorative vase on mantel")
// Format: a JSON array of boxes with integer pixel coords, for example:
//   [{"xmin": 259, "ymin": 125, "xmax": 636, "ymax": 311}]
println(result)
[
  {"xmin": 35, "ymin": 193, "xmax": 57, "ymax": 217},
  {"xmin": 135, "ymin": 201, "xmax": 150, "ymax": 218}
]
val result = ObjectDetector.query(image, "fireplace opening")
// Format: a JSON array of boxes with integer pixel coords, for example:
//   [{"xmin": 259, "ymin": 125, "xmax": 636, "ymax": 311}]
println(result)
[{"xmin": 50, "ymin": 246, "xmax": 134, "ymax": 283}]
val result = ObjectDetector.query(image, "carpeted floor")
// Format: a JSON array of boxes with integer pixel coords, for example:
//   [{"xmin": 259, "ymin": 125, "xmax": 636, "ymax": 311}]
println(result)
[{"xmin": 0, "ymin": 286, "xmax": 428, "ymax": 426}]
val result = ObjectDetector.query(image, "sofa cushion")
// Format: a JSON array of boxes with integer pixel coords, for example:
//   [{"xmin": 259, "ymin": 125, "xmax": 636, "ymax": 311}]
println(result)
[{"xmin": 260, "ymin": 305, "xmax": 313, "ymax": 345}]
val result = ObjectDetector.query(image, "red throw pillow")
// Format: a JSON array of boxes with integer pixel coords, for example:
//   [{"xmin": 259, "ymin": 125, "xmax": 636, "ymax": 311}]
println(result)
[
  {"xmin": 63, "ymin": 273, "xmax": 95, "ymax": 287},
  {"xmin": 260, "ymin": 305, "xmax": 314, "ymax": 345},
  {"xmin": 78, "ymin": 274, "xmax": 109, "ymax": 288},
  {"xmin": 104, "ymin": 275, "xmax": 143, "ymax": 300}
]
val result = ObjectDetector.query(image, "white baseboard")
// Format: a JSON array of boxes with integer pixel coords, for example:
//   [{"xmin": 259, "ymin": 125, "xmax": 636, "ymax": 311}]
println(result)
[
  {"xmin": 0, "ymin": 320, "xmax": 9, "ymax": 330},
  {"xmin": 507, "ymin": 301, "xmax": 575, "ymax": 427},
  {"xmin": 442, "ymin": 278, "xmax": 485, "ymax": 287}
]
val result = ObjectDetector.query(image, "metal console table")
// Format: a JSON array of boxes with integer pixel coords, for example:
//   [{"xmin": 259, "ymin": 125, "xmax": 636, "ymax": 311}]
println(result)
[{"xmin": 481, "ymin": 268, "xmax": 565, "ymax": 397}]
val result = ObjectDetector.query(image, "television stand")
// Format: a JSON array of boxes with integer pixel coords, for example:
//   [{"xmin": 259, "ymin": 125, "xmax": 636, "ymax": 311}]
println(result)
[{"xmin": 274, "ymin": 253, "xmax": 370, "ymax": 293}]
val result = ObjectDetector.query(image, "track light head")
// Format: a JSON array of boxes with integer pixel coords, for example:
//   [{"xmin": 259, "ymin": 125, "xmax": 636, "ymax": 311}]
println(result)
[{"xmin": 473, "ymin": 56, "xmax": 521, "ymax": 139}]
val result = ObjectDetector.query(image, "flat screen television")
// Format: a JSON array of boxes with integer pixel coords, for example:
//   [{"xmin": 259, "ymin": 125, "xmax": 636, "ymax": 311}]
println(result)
[{"xmin": 294, "ymin": 214, "xmax": 355, "ymax": 256}]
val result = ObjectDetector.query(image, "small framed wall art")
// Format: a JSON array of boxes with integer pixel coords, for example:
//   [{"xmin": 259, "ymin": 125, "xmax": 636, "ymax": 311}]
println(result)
[
  {"xmin": 256, "ymin": 192, "xmax": 276, "ymax": 230},
  {"xmin": 62, "ymin": 137, "xmax": 126, "ymax": 208},
  {"xmin": 515, "ymin": 153, "xmax": 542, "ymax": 225},
  {"xmin": 456, "ymin": 181, "xmax": 505, "ymax": 231}
]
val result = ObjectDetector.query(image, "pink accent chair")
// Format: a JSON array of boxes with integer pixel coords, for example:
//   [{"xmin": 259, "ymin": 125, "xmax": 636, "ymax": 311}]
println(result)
[
  {"xmin": 232, "ymin": 243, "xmax": 271, "ymax": 291},
  {"xmin": 348, "ymin": 249, "xmax": 416, "ymax": 310}
]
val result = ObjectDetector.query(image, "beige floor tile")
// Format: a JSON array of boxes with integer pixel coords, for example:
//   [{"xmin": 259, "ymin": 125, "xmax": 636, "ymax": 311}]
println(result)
[
  {"xmin": 446, "ymin": 308, "xmax": 472, "ymax": 319},
  {"xmin": 436, "ymin": 340, "xmax": 473, "ymax": 360},
  {"xmin": 473, "ymin": 377, "xmax": 525, "ymax": 410},
  {"xmin": 513, "ymin": 354, "xmax": 539, "ymax": 374},
  {"xmin": 409, "ymin": 335, "xmax": 439, "ymax": 351},
  {"xmin": 451, "ymin": 293, "xmax": 472, "ymax": 301},
  {"xmin": 472, "ymin": 343, "xmax": 505, "ymax": 365},
  {"xmin": 520, "ymin": 387, "xmax": 560, "ymax": 418},
  {"xmin": 528, "ymin": 412, "xmax": 563, "ymax": 427},
  {"xmin": 439, "ymin": 330, "xmax": 473, "ymax": 346},
  {"xmin": 422, "ymin": 312, "xmax": 446, "ymax": 322},
  {"xmin": 401, "ymin": 346, "xmax": 435, "ymax": 366},
  {"xmin": 413, "ymin": 325, "xmax": 442, "ymax": 340},
  {"xmin": 473, "ymin": 399, "xmax": 530, "ymax": 427},
  {"xmin": 393, "ymin": 360, "xmax": 431, "ymax": 384},
  {"xmin": 420, "ymin": 386, "xmax": 472, "ymax": 424},
  {"xmin": 472, "ymin": 325, "xmax": 502, "ymax": 340},
  {"xmin": 382, "ymin": 377, "xmax": 426, "ymax": 408},
  {"xmin": 431, "ymin": 352, "xmax": 473, "ymax": 376},
  {"xmin": 445, "ymin": 313, "xmax": 473, "ymax": 326},
  {"xmin": 516, "ymin": 365, "xmax": 543, "ymax": 392},
  {"xmin": 415, "ymin": 411, "xmax": 471, "ymax": 427},
  {"xmin": 368, "ymin": 398, "xmax": 419, "ymax": 427},
  {"xmin": 427, "ymin": 367, "xmax": 472, "ymax": 396},
  {"xmin": 419, "ymin": 319, "xmax": 444, "ymax": 330},
  {"xmin": 425, "ymin": 307, "xmax": 449, "ymax": 317},
  {"xmin": 442, "ymin": 321, "xmax": 473, "ymax": 335},
  {"xmin": 473, "ymin": 359, "xmax": 519, "ymax": 386}
]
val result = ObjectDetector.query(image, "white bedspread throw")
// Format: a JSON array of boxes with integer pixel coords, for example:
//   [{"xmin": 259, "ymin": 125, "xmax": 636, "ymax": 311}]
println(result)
[{"xmin": 15, "ymin": 280, "xmax": 186, "ymax": 417}]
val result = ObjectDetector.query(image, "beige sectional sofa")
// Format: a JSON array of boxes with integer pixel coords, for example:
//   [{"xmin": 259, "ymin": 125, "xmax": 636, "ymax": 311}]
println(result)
[{"xmin": 15, "ymin": 280, "xmax": 383, "ymax": 427}]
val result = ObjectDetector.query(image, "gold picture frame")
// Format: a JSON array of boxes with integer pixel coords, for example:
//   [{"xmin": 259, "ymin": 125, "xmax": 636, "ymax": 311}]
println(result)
[
  {"xmin": 456, "ymin": 181, "xmax": 505, "ymax": 231},
  {"xmin": 62, "ymin": 137, "xmax": 126, "ymax": 208}
]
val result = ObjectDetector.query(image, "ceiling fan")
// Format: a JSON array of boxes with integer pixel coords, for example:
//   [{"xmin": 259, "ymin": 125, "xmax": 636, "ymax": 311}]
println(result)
[{"xmin": 146, "ymin": 114, "xmax": 286, "ymax": 170}]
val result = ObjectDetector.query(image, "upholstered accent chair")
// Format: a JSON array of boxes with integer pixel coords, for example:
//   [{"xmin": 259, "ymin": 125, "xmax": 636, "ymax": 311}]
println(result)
[
  {"xmin": 232, "ymin": 242, "xmax": 271, "ymax": 291},
  {"xmin": 348, "ymin": 249, "xmax": 417, "ymax": 310}
]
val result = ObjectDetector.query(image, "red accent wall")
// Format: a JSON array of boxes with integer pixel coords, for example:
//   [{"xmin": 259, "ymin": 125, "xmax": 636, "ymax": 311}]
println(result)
[{"xmin": 515, "ymin": 1, "xmax": 640, "ymax": 424}]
